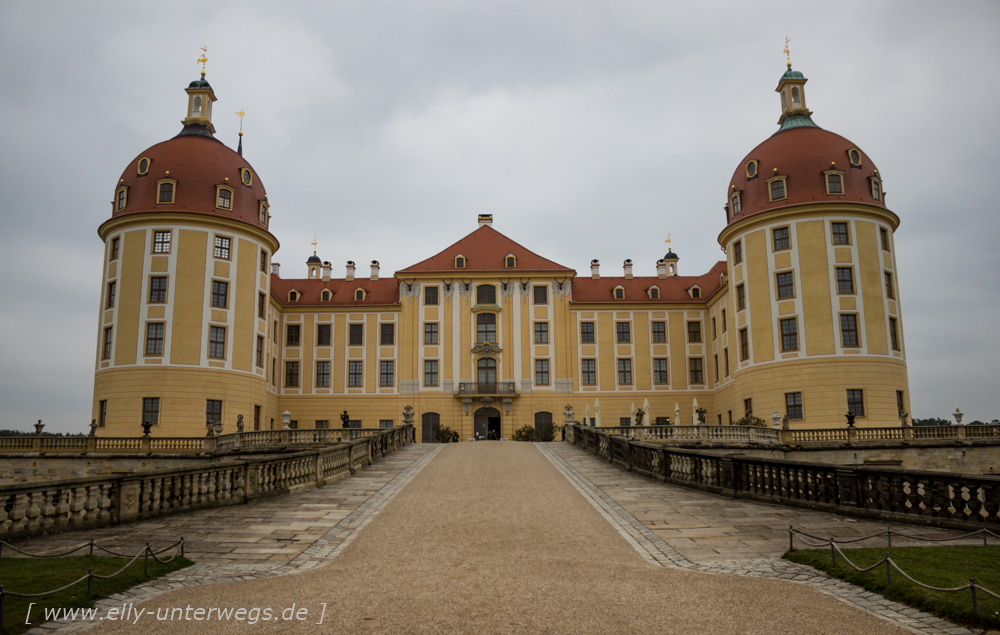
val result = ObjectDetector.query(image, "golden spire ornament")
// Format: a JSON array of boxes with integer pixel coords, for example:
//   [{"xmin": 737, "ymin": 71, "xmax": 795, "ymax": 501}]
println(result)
[
  {"xmin": 197, "ymin": 46, "xmax": 208, "ymax": 76},
  {"xmin": 783, "ymin": 38, "xmax": 791, "ymax": 68},
  {"xmin": 665, "ymin": 233, "xmax": 672, "ymax": 252},
  {"xmin": 311, "ymin": 235, "xmax": 318, "ymax": 255}
]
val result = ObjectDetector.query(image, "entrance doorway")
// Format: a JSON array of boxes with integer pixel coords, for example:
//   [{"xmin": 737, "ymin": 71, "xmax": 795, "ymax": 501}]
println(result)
[{"xmin": 473, "ymin": 407, "xmax": 502, "ymax": 440}]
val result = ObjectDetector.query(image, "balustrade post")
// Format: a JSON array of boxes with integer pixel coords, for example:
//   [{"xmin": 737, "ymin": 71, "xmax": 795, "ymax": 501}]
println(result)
[
  {"xmin": 957, "ymin": 426, "xmax": 967, "ymax": 441},
  {"xmin": 847, "ymin": 427, "xmax": 858, "ymax": 444},
  {"xmin": 348, "ymin": 444, "xmax": 356, "ymax": 475},
  {"xmin": 141, "ymin": 436, "xmax": 151, "ymax": 454},
  {"xmin": 902, "ymin": 426, "xmax": 913, "ymax": 442},
  {"xmin": 32, "ymin": 437, "xmax": 41, "ymax": 452},
  {"xmin": 719, "ymin": 457, "xmax": 735, "ymax": 496},
  {"xmin": 314, "ymin": 452, "xmax": 324, "ymax": 488},
  {"xmin": 87, "ymin": 436, "xmax": 97, "ymax": 453},
  {"xmin": 777, "ymin": 429, "xmax": 794, "ymax": 446},
  {"xmin": 835, "ymin": 467, "xmax": 859, "ymax": 507},
  {"xmin": 657, "ymin": 447, "xmax": 668, "ymax": 482}
]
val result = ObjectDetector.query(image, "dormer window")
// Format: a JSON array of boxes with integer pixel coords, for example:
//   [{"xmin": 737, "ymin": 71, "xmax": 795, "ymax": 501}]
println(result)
[
  {"xmin": 613, "ymin": 286, "xmax": 625, "ymax": 300},
  {"xmin": 847, "ymin": 148, "xmax": 862, "ymax": 168},
  {"xmin": 216, "ymin": 185, "xmax": 234, "ymax": 210},
  {"xmin": 689, "ymin": 286, "xmax": 701, "ymax": 299},
  {"xmin": 288, "ymin": 290, "xmax": 299, "ymax": 302},
  {"xmin": 745, "ymin": 160, "xmax": 759, "ymax": 180},
  {"xmin": 321, "ymin": 289, "xmax": 332, "ymax": 302},
  {"xmin": 455, "ymin": 254, "xmax": 466, "ymax": 269},
  {"xmin": 730, "ymin": 192, "xmax": 742, "ymax": 217},
  {"xmin": 259, "ymin": 202, "xmax": 268, "ymax": 225},
  {"xmin": 505, "ymin": 254, "xmax": 516, "ymax": 268},
  {"xmin": 767, "ymin": 175, "xmax": 787, "ymax": 202},
  {"xmin": 824, "ymin": 170, "xmax": 845, "ymax": 195},
  {"xmin": 870, "ymin": 176, "xmax": 882, "ymax": 202},
  {"xmin": 115, "ymin": 185, "xmax": 128, "ymax": 211},
  {"xmin": 240, "ymin": 168, "xmax": 253, "ymax": 187},
  {"xmin": 156, "ymin": 179, "xmax": 176, "ymax": 204},
  {"xmin": 137, "ymin": 157, "xmax": 151, "ymax": 176},
  {"xmin": 355, "ymin": 288, "xmax": 366, "ymax": 301},
  {"xmin": 648, "ymin": 286, "xmax": 660, "ymax": 299}
]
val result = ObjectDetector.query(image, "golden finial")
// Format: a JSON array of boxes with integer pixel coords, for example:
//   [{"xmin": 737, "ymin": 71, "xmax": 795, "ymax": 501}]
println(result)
[
  {"xmin": 236, "ymin": 109, "xmax": 245, "ymax": 136},
  {"xmin": 783, "ymin": 38, "xmax": 791, "ymax": 69},
  {"xmin": 311, "ymin": 235, "xmax": 318, "ymax": 255},
  {"xmin": 197, "ymin": 46, "xmax": 208, "ymax": 76},
  {"xmin": 665, "ymin": 233, "xmax": 672, "ymax": 252}
]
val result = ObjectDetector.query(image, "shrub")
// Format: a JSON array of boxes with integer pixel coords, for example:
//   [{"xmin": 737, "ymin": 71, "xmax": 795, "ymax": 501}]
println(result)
[
  {"xmin": 437, "ymin": 425, "xmax": 458, "ymax": 443},
  {"xmin": 512, "ymin": 425, "xmax": 535, "ymax": 442}
]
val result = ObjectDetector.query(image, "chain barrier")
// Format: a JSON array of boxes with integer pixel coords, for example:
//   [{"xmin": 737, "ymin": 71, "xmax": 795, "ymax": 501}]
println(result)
[{"xmin": 789, "ymin": 525, "xmax": 999, "ymax": 616}]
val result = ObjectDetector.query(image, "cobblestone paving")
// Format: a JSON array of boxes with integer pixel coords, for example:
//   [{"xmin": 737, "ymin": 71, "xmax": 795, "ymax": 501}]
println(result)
[
  {"xmin": 19, "ymin": 444, "xmax": 441, "ymax": 633},
  {"xmin": 538, "ymin": 443, "xmax": 980, "ymax": 635}
]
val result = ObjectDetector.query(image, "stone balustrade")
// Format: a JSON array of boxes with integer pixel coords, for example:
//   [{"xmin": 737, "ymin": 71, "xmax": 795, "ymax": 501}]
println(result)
[
  {"xmin": 0, "ymin": 426, "xmax": 414, "ymax": 540},
  {"xmin": 567, "ymin": 424, "xmax": 1000, "ymax": 530}
]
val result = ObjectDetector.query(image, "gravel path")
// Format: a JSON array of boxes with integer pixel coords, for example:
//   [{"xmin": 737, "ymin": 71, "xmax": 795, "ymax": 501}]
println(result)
[{"xmin": 87, "ymin": 442, "xmax": 910, "ymax": 634}]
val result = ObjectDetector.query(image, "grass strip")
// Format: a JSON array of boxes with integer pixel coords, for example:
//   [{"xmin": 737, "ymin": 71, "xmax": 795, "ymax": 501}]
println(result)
[
  {"xmin": 1, "ymin": 553, "xmax": 193, "ymax": 635},
  {"xmin": 784, "ymin": 545, "xmax": 1000, "ymax": 630}
]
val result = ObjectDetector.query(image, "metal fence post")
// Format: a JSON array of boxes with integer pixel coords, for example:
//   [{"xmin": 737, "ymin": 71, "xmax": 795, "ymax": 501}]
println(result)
[
  {"xmin": 789, "ymin": 526, "xmax": 794, "ymax": 552},
  {"xmin": 970, "ymin": 579, "xmax": 978, "ymax": 615},
  {"xmin": 144, "ymin": 543, "xmax": 149, "ymax": 576},
  {"xmin": 89, "ymin": 538, "xmax": 94, "ymax": 556},
  {"xmin": 885, "ymin": 554, "xmax": 891, "ymax": 587},
  {"xmin": 87, "ymin": 569, "xmax": 93, "ymax": 597},
  {"xmin": 180, "ymin": 537, "xmax": 185, "ymax": 559},
  {"xmin": 887, "ymin": 527, "xmax": 892, "ymax": 549},
  {"xmin": 830, "ymin": 538, "xmax": 836, "ymax": 566},
  {"xmin": 1, "ymin": 586, "xmax": 5, "ymax": 629}
]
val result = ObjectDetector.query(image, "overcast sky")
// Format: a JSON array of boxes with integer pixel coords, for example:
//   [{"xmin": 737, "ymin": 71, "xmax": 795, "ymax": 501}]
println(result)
[{"xmin": 1, "ymin": 1, "xmax": 998, "ymax": 433}]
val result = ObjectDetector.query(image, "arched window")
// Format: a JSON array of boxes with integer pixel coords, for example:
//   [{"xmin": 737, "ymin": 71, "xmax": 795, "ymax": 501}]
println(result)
[
  {"xmin": 477, "ymin": 358, "xmax": 497, "ymax": 386},
  {"xmin": 476, "ymin": 313, "xmax": 496, "ymax": 343},
  {"xmin": 355, "ymin": 288, "xmax": 365, "ymax": 301},
  {"xmin": 476, "ymin": 284, "xmax": 496, "ymax": 305},
  {"xmin": 791, "ymin": 86, "xmax": 800, "ymax": 105},
  {"xmin": 534, "ymin": 411, "xmax": 554, "ymax": 441},
  {"xmin": 505, "ymin": 254, "xmax": 516, "ymax": 268}
]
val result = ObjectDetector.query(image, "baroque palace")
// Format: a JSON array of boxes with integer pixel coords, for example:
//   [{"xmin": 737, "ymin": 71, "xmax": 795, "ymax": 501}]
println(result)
[{"xmin": 93, "ymin": 59, "xmax": 908, "ymax": 441}]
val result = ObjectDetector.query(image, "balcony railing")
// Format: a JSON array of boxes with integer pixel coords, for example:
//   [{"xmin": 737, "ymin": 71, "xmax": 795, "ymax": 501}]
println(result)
[{"xmin": 458, "ymin": 382, "xmax": 517, "ymax": 395}]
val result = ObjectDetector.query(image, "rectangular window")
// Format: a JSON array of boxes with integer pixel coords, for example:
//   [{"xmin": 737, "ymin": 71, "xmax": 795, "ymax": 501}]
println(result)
[
  {"xmin": 316, "ymin": 361, "xmax": 330, "ymax": 387},
  {"xmin": 217, "ymin": 188, "xmax": 232, "ymax": 209},
  {"xmin": 476, "ymin": 285, "xmax": 496, "ymax": 305},
  {"xmin": 101, "ymin": 326, "xmax": 112, "ymax": 359},
  {"xmin": 653, "ymin": 358, "xmax": 669, "ymax": 384},
  {"xmin": 890, "ymin": 317, "xmax": 900, "ymax": 351},
  {"xmin": 254, "ymin": 405, "xmax": 261, "ymax": 430},
  {"xmin": 733, "ymin": 240, "xmax": 742, "ymax": 264},
  {"xmin": 256, "ymin": 335, "xmax": 264, "ymax": 368},
  {"xmin": 380, "ymin": 419, "xmax": 394, "ymax": 429},
  {"xmin": 769, "ymin": 178, "xmax": 786, "ymax": 200},
  {"xmin": 831, "ymin": 222, "xmax": 850, "ymax": 245},
  {"xmin": 380, "ymin": 360, "xmax": 394, "ymax": 387},
  {"xmin": 689, "ymin": 358, "xmax": 704, "ymax": 384},
  {"xmin": 744, "ymin": 398, "xmax": 753, "ymax": 414},
  {"xmin": 424, "ymin": 286, "xmax": 438, "ymax": 305},
  {"xmin": 534, "ymin": 322, "xmax": 549, "ymax": 344},
  {"xmin": 206, "ymin": 399, "xmax": 222, "ymax": 425},
  {"xmin": 476, "ymin": 314, "xmax": 497, "ymax": 343},
  {"xmin": 142, "ymin": 397, "xmax": 159, "ymax": 425},
  {"xmin": 106, "ymin": 281, "xmax": 116, "ymax": 309},
  {"xmin": 258, "ymin": 292, "xmax": 266, "ymax": 318},
  {"xmin": 271, "ymin": 359, "xmax": 276, "ymax": 386},
  {"xmin": 835, "ymin": 267, "xmax": 855, "ymax": 294},
  {"xmin": 110, "ymin": 237, "xmax": 120, "ymax": 261},
  {"xmin": 211, "ymin": 280, "xmax": 229, "ymax": 308},
  {"xmin": 317, "ymin": 324, "xmax": 331, "ymax": 346},
  {"xmin": 316, "ymin": 420, "xmax": 329, "ymax": 429},
  {"xmin": 713, "ymin": 354, "xmax": 719, "ymax": 382},
  {"xmin": 847, "ymin": 389, "xmax": 865, "ymax": 417},
  {"xmin": 785, "ymin": 392, "xmax": 803, "ymax": 420},
  {"xmin": 779, "ymin": 317, "xmax": 798, "ymax": 352},
  {"xmin": 535, "ymin": 359, "xmax": 550, "ymax": 385},
  {"xmin": 213, "ymin": 236, "xmax": 231, "ymax": 259},
  {"xmin": 260, "ymin": 250, "xmax": 267, "ymax": 272},
  {"xmin": 285, "ymin": 361, "xmax": 299, "ymax": 387},
  {"xmin": 158, "ymin": 182, "xmax": 174, "ymax": 204},
  {"xmin": 208, "ymin": 325, "xmax": 226, "ymax": 359},
  {"xmin": 617, "ymin": 358, "xmax": 632, "ymax": 385},
  {"xmin": 724, "ymin": 348, "xmax": 730, "ymax": 377},
  {"xmin": 580, "ymin": 322, "xmax": 595, "ymax": 343},
  {"xmin": 712, "ymin": 318, "xmax": 717, "ymax": 340},
  {"xmin": 581, "ymin": 359, "xmax": 596, "ymax": 385},
  {"xmin": 776, "ymin": 271, "xmax": 795, "ymax": 299},
  {"xmin": 153, "ymin": 230, "xmax": 171, "ymax": 253},
  {"xmin": 348, "ymin": 361, "xmax": 363, "ymax": 387},
  {"xmin": 880, "ymin": 228, "xmax": 890, "ymax": 251},
  {"xmin": 840, "ymin": 314, "xmax": 860, "ymax": 347},
  {"xmin": 99, "ymin": 399, "xmax": 107, "ymax": 427},
  {"xmin": 145, "ymin": 322, "xmax": 164, "ymax": 356},
  {"xmin": 687, "ymin": 321, "xmax": 702, "ymax": 343},
  {"xmin": 533, "ymin": 285, "xmax": 548, "ymax": 304},
  {"xmin": 424, "ymin": 322, "xmax": 438, "ymax": 345},
  {"xmin": 349, "ymin": 324, "xmax": 363, "ymax": 346},
  {"xmin": 737, "ymin": 284, "xmax": 746, "ymax": 311},
  {"xmin": 380, "ymin": 323, "xmax": 395, "ymax": 345},
  {"xmin": 772, "ymin": 227, "xmax": 790, "ymax": 251},
  {"xmin": 424, "ymin": 360, "xmax": 439, "ymax": 386},
  {"xmin": 722, "ymin": 309, "xmax": 727, "ymax": 332},
  {"xmin": 651, "ymin": 321, "xmax": 666, "ymax": 343},
  {"xmin": 616, "ymin": 322, "xmax": 631, "ymax": 343},
  {"xmin": 827, "ymin": 173, "xmax": 844, "ymax": 194},
  {"xmin": 897, "ymin": 390, "xmax": 905, "ymax": 415},
  {"xmin": 620, "ymin": 417, "xmax": 632, "ymax": 427},
  {"xmin": 149, "ymin": 276, "xmax": 167, "ymax": 303},
  {"xmin": 739, "ymin": 328, "xmax": 749, "ymax": 361},
  {"xmin": 286, "ymin": 324, "xmax": 300, "ymax": 346},
  {"xmin": 884, "ymin": 271, "xmax": 895, "ymax": 299}
]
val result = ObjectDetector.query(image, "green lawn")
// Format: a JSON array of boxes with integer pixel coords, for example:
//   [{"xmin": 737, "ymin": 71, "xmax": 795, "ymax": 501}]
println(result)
[
  {"xmin": 1, "ymin": 553, "xmax": 193, "ymax": 635},
  {"xmin": 784, "ymin": 545, "xmax": 1000, "ymax": 630}
]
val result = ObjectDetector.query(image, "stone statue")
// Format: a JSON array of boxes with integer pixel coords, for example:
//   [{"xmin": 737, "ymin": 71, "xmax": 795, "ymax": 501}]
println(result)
[
  {"xmin": 563, "ymin": 404, "xmax": 575, "ymax": 425},
  {"xmin": 34, "ymin": 420, "xmax": 44, "ymax": 435},
  {"xmin": 402, "ymin": 405, "xmax": 415, "ymax": 425},
  {"xmin": 341, "ymin": 410, "xmax": 351, "ymax": 428},
  {"xmin": 674, "ymin": 403, "xmax": 680, "ymax": 426},
  {"xmin": 236, "ymin": 414, "xmax": 244, "ymax": 433},
  {"xmin": 89, "ymin": 419, "xmax": 98, "ymax": 437},
  {"xmin": 634, "ymin": 408, "xmax": 645, "ymax": 427}
]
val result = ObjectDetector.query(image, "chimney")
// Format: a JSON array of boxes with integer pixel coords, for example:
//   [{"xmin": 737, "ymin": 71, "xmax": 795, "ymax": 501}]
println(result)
[
  {"xmin": 478, "ymin": 213, "xmax": 493, "ymax": 227},
  {"xmin": 370, "ymin": 260, "xmax": 380, "ymax": 281},
  {"xmin": 656, "ymin": 259, "xmax": 668, "ymax": 279},
  {"xmin": 345, "ymin": 260, "xmax": 355, "ymax": 282},
  {"xmin": 270, "ymin": 262, "xmax": 280, "ymax": 276},
  {"xmin": 321, "ymin": 261, "xmax": 331, "ymax": 282},
  {"xmin": 623, "ymin": 259, "xmax": 633, "ymax": 279},
  {"xmin": 590, "ymin": 259, "xmax": 600, "ymax": 280}
]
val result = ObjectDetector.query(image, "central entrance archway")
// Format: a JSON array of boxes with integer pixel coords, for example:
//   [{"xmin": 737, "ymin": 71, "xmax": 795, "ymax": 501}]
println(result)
[{"xmin": 473, "ymin": 407, "xmax": 502, "ymax": 440}]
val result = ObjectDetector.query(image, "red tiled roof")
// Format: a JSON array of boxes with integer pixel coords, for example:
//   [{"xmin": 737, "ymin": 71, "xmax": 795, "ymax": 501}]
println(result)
[
  {"xmin": 270, "ymin": 276, "xmax": 400, "ymax": 307},
  {"xmin": 726, "ymin": 127, "xmax": 884, "ymax": 225},
  {"xmin": 571, "ymin": 261, "xmax": 728, "ymax": 304},
  {"xmin": 398, "ymin": 225, "xmax": 574, "ymax": 274}
]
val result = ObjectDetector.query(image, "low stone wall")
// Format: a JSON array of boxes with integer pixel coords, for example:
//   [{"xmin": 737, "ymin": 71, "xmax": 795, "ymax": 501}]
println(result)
[
  {"xmin": 567, "ymin": 424, "xmax": 1000, "ymax": 530},
  {"xmin": 0, "ymin": 426, "xmax": 414, "ymax": 540}
]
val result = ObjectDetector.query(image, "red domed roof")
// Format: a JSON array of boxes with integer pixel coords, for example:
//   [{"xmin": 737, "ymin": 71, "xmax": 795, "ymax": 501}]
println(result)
[
  {"xmin": 111, "ymin": 134, "xmax": 270, "ymax": 230},
  {"xmin": 726, "ymin": 126, "xmax": 885, "ymax": 225}
]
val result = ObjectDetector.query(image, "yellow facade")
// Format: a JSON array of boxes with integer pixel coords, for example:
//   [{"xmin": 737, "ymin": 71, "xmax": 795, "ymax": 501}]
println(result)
[{"xmin": 92, "ymin": 64, "xmax": 910, "ymax": 439}]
